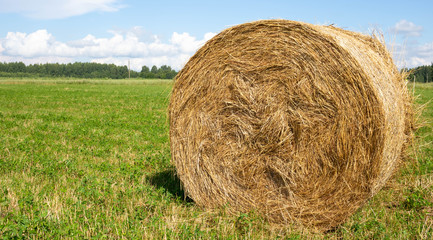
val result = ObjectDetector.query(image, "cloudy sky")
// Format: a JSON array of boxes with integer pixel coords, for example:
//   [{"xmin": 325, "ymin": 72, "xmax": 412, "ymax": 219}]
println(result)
[{"xmin": 0, "ymin": 0, "xmax": 431, "ymax": 71}]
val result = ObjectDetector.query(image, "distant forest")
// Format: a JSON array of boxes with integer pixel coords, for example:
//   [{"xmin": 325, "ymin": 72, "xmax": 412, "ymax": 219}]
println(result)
[
  {"xmin": 406, "ymin": 64, "xmax": 433, "ymax": 83},
  {"xmin": 0, "ymin": 62, "xmax": 178, "ymax": 79},
  {"xmin": 1, "ymin": 61, "xmax": 432, "ymax": 82}
]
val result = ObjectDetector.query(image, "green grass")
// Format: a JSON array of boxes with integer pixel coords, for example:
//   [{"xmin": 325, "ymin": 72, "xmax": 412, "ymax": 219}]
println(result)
[
  {"xmin": 0, "ymin": 78, "xmax": 173, "ymax": 85},
  {"xmin": 0, "ymin": 79, "xmax": 432, "ymax": 239}
]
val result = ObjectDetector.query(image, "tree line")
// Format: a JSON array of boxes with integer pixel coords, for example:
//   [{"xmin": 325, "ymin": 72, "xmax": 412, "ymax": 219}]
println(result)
[
  {"xmin": 0, "ymin": 62, "xmax": 178, "ymax": 79},
  {"xmin": 2, "ymin": 61, "xmax": 431, "ymax": 82},
  {"xmin": 405, "ymin": 64, "xmax": 433, "ymax": 83}
]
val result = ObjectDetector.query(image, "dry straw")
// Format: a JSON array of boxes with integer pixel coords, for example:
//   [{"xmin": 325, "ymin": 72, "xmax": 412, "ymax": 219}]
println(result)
[{"xmin": 169, "ymin": 20, "xmax": 413, "ymax": 231}]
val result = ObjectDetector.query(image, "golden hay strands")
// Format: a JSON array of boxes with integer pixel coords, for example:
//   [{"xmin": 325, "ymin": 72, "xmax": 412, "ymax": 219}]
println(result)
[{"xmin": 169, "ymin": 20, "xmax": 413, "ymax": 231}]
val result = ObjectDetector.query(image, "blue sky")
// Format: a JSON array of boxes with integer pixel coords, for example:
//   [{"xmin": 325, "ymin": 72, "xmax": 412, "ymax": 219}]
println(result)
[{"xmin": 0, "ymin": 0, "xmax": 431, "ymax": 70}]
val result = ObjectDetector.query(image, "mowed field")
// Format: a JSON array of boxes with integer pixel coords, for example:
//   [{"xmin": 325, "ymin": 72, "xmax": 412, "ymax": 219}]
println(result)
[{"xmin": 0, "ymin": 79, "xmax": 432, "ymax": 239}]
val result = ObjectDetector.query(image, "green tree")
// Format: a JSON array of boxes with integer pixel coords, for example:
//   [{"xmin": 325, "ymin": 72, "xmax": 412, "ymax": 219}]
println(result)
[
  {"xmin": 151, "ymin": 65, "xmax": 158, "ymax": 74},
  {"xmin": 140, "ymin": 66, "xmax": 150, "ymax": 78},
  {"xmin": 0, "ymin": 61, "xmax": 176, "ymax": 79}
]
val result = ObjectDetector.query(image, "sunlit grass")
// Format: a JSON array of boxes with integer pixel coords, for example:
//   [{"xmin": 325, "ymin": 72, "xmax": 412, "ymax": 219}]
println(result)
[
  {"xmin": 0, "ymin": 80, "xmax": 431, "ymax": 238},
  {"xmin": 0, "ymin": 78, "xmax": 173, "ymax": 85}
]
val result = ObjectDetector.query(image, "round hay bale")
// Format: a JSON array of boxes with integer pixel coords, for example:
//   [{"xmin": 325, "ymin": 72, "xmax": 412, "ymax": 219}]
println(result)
[{"xmin": 169, "ymin": 20, "xmax": 413, "ymax": 230}]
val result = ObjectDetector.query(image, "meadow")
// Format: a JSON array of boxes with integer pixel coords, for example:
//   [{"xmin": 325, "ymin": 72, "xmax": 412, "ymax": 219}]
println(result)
[{"xmin": 0, "ymin": 79, "xmax": 432, "ymax": 239}]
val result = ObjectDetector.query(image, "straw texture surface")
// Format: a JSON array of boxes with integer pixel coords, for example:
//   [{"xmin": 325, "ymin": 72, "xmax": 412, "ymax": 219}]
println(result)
[{"xmin": 169, "ymin": 20, "xmax": 412, "ymax": 230}]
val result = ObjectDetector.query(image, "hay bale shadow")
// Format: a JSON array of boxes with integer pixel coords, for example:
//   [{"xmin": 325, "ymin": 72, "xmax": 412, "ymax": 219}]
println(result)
[{"xmin": 147, "ymin": 168, "xmax": 193, "ymax": 203}]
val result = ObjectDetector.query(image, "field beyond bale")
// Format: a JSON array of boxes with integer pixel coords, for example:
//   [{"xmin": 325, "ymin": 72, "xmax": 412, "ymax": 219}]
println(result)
[{"xmin": 0, "ymin": 79, "xmax": 432, "ymax": 239}]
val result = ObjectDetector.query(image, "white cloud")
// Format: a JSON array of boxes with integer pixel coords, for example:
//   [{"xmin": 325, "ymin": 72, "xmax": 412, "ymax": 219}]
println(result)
[
  {"xmin": 390, "ymin": 19, "xmax": 423, "ymax": 37},
  {"xmin": 387, "ymin": 19, "xmax": 432, "ymax": 68},
  {"xmin": 1, "ymin": 25, "xmax": 430, "ymax": 71},
  {"xmin": 407, "ymin": 42, "xmax": 433, "ymax": 67},
  {"xmin": 391, "ymin": 41, "xmax": 433, "ymax": 68},
  {"xmin": 170, "ymin": 32, "xmax": 215, "ymax": 53},
  {"xmin": 2, "ymin": 30, "xmax": 74, "ymax": 57},
  {"xmin": 0, "ymin": 28, "xmax": 216, "ymax": 70},
  {"xmin": 1, "ymin": 24, "xmax": 430, "ymax": 71},
  {"xmin": 0, "ymin": 0, "xmax": 124, "ymax": 19}
]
